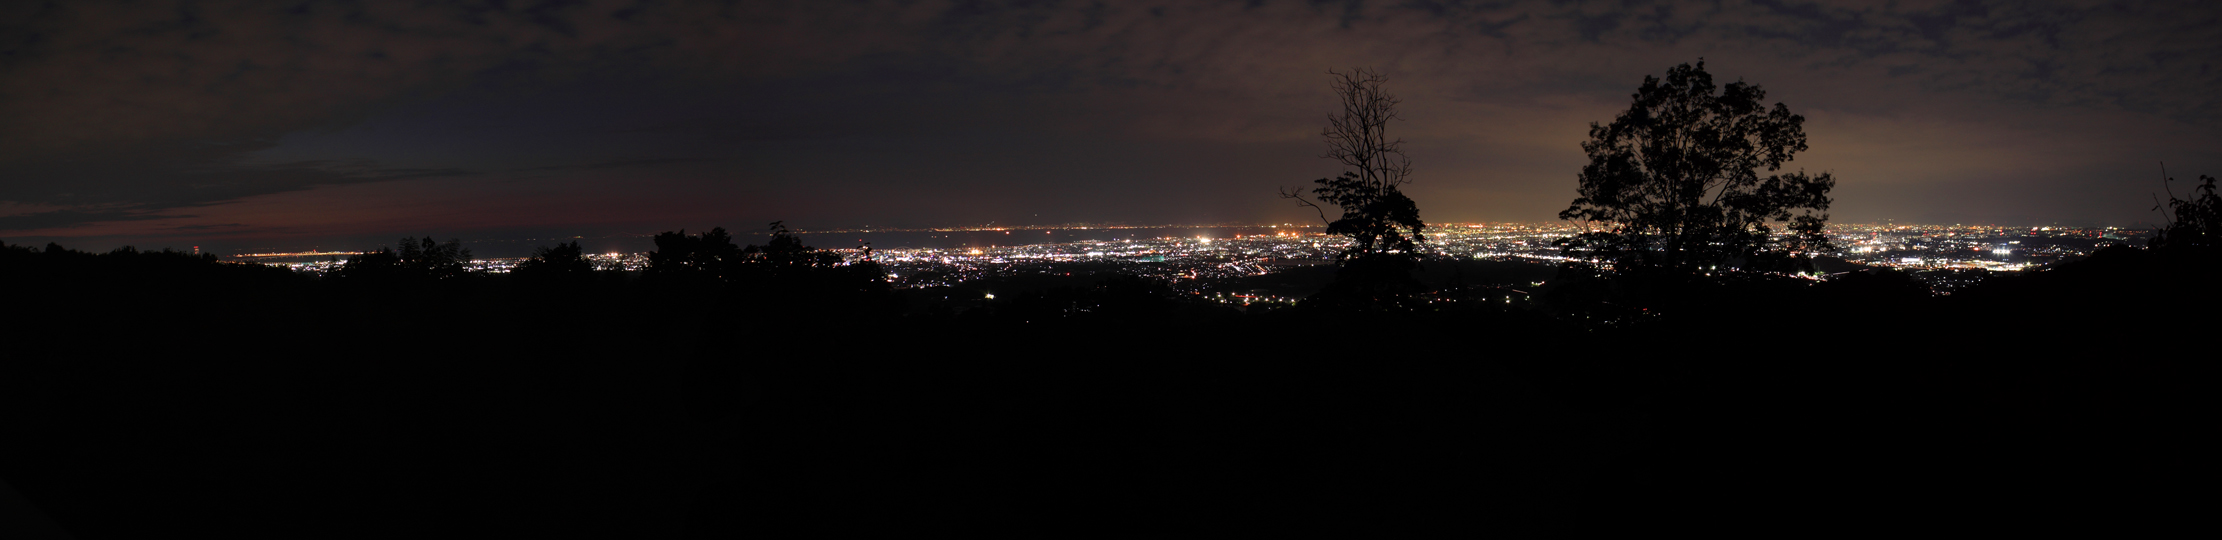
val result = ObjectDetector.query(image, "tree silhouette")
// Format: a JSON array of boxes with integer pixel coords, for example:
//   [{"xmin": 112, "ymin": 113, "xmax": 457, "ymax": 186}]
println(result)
[
  {"xmin": 1557, "ymin": 60, "xmax": 1834, "ymax": 273},
  {"xmin": 738, "ymin": 221, "xmax": 842, "ymax": 276},
  {"xmin": 327, "ymin": 237, "xmax": 472, "ymax": 282},
  {"xmin": 327, "ymin": 247, "xmax": 405, "ymax": 281},
  {"xmin": 2151, "ymin": 173, "xmax": 2220, "ymax": 251},
  {"xmin": 1281, "ymin": 68, "xmax": 1430, "ymax": 310},
  {"xmin": 731, "ymin": 221, "xmax": 894, "ymax": 313},
  {"xmin": 641, "ymin": 223, "xmax": 892, "ymax": 313},
  {"xmin": 397, "ymin": 237, "xmax": 473, "ymax": 279},
  {"xmin": 1283, "ymin": 68, "xmax": 1427, "ymax": 264},
  {"xmin": 644, "ymin": 228, "xmax": 741, "ymax": 285},
  {"xmin": 513, "ymin": 240, "xmax": 595, "ymax": 279}
]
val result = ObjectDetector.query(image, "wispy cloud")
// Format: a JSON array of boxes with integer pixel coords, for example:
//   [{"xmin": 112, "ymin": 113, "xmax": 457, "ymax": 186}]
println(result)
[
  {"xmin": 0, "ymin": 139, "xmax": 474, "ymax": 232},
  {"xmin": 0, "ymin": 207, "xmax": 191, "ymax": 232},
  {"xmin": 518, "ymin": 157, "xmax": 720, "ymax": 173},
  {"xmin": 1, "ymin": 0, "xmax": 2215, "ymax": 234},
  {"xmin": 171, "ymin": 223, "xmax": 248, "ymax": 231}
]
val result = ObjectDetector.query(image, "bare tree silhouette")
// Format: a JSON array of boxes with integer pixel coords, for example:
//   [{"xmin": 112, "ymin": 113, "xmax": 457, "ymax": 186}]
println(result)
[
  {"xmin": 1280, "ymin": 68, "xmax": 1426, "ymax": 263},
  {"xmin": 1280, "ymin": 68, "xmax": 1429, "ymax": 309}
]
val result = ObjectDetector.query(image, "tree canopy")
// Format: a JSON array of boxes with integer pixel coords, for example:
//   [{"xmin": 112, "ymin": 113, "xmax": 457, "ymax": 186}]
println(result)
[
  {"xmin": 329, "ymin": 237, "xmax": 473, "ymax": 282},
  {"xmin": 736, "ymin": 221, "xmax": 844, "ymax": 279},
  {"xmin": 513, "ymin": 240, "xmax": 596, "ymax": 280},
  {"xmin": 639, "ymin": 222, "xmax": 893, "ymax": 313},
  {"xmin": 644, "ymin": 227, "xmax": 742, "ymax": 285},
  {"xmin": 1557, "ymin": 60, "xmax": 1834, "ymax": 272}
]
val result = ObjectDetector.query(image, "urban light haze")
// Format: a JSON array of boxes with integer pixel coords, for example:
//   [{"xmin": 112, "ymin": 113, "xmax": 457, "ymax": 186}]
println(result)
[{"xmin": 5, "ymin": 0, "xmax": 2220, "ymax": 254}]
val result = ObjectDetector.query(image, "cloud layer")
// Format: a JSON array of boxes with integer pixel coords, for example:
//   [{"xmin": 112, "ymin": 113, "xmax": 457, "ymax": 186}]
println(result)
[{"xmin": 4, "ymin": 0, "xmax": 2218, "ymax": 246}]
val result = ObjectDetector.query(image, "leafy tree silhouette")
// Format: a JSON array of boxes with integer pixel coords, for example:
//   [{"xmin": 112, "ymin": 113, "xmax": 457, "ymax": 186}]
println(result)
[
  {"xmin": 732, "ymin": 221, "xmax": 894, "ymax": 314},
  {"xmin": 1280, "ymin": 68, "xmax": 1429, "ymax": 309},
  {"xmin": 644, "ymin": 227, "xmax": 741, "ymax": 287},
  {"xmin": 326, "ymin": 247, "xmax": 404, "ymax": 281},
  {"xmin": 1557, "ymin": 60, "xmax": 1835, "ymax": 273},
  {"xmin": 512, "ymin": 240, "xmax": 595, "ymax": 280},
  {"xmin": 327, "ymin": 237, "xmax": 472, "ymax": 282},
  {"xmin": 644, "ymin": 222, "xmax": 894, "ymax": 313},
  {"xmin": 2151, "ymin": 173, "xmax": 2220, "ymax": 251},
  {"xmin": 737, "ymin": 221, "xmax": 843, "ymax": 278},
  {"xmin": 397, "ymin": 237, "xmax": 472, "ymax": 278}
]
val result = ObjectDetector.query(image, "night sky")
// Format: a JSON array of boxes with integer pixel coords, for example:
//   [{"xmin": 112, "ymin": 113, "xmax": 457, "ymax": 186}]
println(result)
[{"xmin": 5, "ymin": 0, "xmax": 2219, "ymax": 254}]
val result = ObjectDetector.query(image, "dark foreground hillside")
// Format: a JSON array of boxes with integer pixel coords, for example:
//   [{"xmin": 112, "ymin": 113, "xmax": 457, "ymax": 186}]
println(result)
[{"xmin": 1, "ymin": 243, "xmax": 2211, "ymax": 537}]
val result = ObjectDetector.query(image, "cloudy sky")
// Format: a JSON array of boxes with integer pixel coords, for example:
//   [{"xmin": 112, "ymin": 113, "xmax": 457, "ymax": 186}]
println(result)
[{"xmin": 4, "ymin": 0, "xmax": 2219, "ymax": 252}]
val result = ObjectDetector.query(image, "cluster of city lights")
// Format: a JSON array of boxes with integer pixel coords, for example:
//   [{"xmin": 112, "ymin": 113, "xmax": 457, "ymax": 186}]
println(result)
[{"xmin": 258, "ymin": 223, "xmax": 2144, "ymax": 295}]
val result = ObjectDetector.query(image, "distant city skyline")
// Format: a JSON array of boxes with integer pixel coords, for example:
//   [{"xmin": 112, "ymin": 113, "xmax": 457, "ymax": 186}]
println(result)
[{"xmin": 206, "ymin": 220, "xmax": 2135, "ymax": 273}]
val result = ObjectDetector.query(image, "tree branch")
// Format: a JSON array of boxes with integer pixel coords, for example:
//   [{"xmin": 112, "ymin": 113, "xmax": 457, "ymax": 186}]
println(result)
[{"xmin": 1280, "ymin": 186, "xmax": 1332, "ymax": 226}]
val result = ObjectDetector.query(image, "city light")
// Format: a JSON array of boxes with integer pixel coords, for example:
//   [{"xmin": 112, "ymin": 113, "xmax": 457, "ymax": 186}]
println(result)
[{"xmin": 261, "ymin": 222, "xmax": 2139, "ymax": 295}]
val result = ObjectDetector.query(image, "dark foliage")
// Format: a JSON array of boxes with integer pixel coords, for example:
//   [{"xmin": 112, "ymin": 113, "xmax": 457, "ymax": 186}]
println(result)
[
  {"xmin": 731, "ymin": 222, "xmax": 895, "ymax": 315},
  {"xmin": 737, "ymin": 222, "xmax": 840, "ymax": 269},
  {"xmin": 1307, "ymin": 172, "xmax": 1425, "ymax": 261},
  {"xmin": 511, "ymin": 240, "xmax": 595, "ymax": 280},
  {"xmin": 641, "ymin": 222, "xmax": 894, "ymax": 318},
  {"xmin": 326, "ymin": 237, "xmax": 473, "ymax": 283},
  {"xmin": 1557, "ymin": 60, "xmax": 1834, "ymax": 272},
  {"xmin": 2151, "ymin": 173, "xmax": 2221, "ymax": 251},
  {"xmin": 643, "ymin": 227, "xmax": 742, "ymax": 286},
  {"xmin": 324, "ymin": 247, "xmax": 404, "ymax": 281}
]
